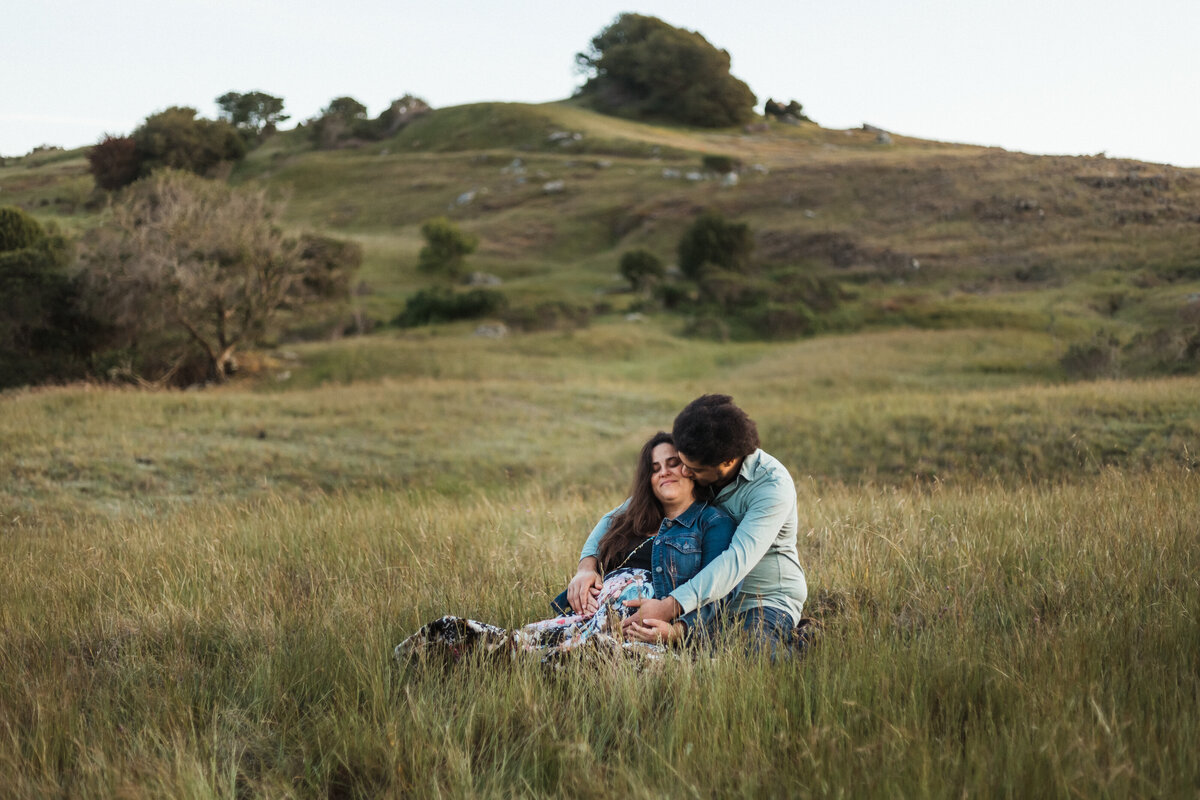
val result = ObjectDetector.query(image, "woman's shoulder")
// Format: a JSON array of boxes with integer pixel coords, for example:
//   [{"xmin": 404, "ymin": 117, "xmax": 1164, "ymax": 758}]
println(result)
[{"xmin": 695, "ymin": 502, "xmax": 734, "ymax": 526}]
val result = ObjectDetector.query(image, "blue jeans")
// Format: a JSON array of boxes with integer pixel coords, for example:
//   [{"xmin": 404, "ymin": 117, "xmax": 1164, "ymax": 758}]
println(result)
[
  {"xmin": 734, "ymin": 605, "xmax": 804, "ymax": 661},
  {"xmin": 549, "ymin": 589, "xmax": 571, "ymax": 616},
  {"xmin": 550, "ymin": 591, "xmax": 808, "ymax": 659}
]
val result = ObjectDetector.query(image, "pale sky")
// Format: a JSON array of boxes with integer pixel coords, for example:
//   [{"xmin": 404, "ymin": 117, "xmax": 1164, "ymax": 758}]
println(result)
[{"xmin": 4, "ymin": 0, "xmax": 1198, "ymax": 167}]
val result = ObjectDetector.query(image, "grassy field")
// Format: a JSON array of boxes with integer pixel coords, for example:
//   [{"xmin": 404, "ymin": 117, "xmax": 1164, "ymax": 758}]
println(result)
[
  {"xmin": 2, "ymin": 325, "xmax": 1199, "ymax": 798},
  {"xmin": 2, "ymin": 102, "xmax": 1199, "ymax": 797}
]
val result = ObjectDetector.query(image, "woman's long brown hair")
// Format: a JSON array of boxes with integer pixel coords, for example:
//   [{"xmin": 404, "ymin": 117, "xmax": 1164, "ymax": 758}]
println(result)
[{"xmin": 597, "ymin": 431, "xmax": 695, "ymax": 571}]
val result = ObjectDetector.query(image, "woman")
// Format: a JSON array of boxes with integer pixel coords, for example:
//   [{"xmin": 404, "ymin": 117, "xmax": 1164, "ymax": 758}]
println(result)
[{"xmin": 395, "ymin": 432, "xmax": 737, "ymax": 665}]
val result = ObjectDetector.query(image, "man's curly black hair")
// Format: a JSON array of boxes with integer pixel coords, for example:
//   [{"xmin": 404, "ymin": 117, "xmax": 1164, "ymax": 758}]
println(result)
[{"xmin": 671, "ymin": 394, "xmax": 760, "ymax": 466}]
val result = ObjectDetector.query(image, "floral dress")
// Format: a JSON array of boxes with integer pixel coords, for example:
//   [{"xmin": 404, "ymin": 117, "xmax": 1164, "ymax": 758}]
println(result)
[{"xmin": 394, "ymin": 568, "xmax": 674, "ymax": 667}]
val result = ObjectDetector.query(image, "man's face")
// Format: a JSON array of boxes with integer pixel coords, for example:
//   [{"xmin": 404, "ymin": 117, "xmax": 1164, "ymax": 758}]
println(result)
[{"xmin": 677, "ymin": 451, "xmax": 737, "ymax": 487}]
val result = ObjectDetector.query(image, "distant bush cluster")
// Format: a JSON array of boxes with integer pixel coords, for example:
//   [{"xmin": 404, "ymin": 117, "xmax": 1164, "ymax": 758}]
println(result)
[
  {"xmin": 616, "ymin": 210, "xmax": 844, "ymax": 341},
  {"xmin": 88, "ymin": 106, "xmax": 245, "ymax": 191},
  {"xmin": 85, "ymin": 90, "xmax": 434, "ymax": 191},
  {"xmin": 307, "ymin": 94, "xmax": 430, "ymax": 149}
]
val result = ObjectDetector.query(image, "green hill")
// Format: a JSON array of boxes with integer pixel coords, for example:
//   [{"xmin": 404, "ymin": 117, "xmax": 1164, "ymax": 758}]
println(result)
[
  {"xmin": 229, "ymin": 102, "xmax": 1200, "ymax": 351},
  {"xmin": 4, "ymin": 101, "xmax": 1200, "ymax": 369}
]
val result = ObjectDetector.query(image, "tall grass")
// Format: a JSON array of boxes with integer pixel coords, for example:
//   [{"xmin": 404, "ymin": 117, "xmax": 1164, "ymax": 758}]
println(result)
[
  {"xmin": 2, "ymin": 326, "xmax": 1199, "ymax": 797},
  {"xmin": 2, "ymin": 468, "xmax": 1196, "ymax": 797}
]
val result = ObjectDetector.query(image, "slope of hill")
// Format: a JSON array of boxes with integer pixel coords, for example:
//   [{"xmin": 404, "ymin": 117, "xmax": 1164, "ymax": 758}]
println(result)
[
  {"xmin": 3, "ymin": 101, "xmax": 1200, "ymax": 373},
  {"xmin": 235, "ymin": 102, "xmax": 1200, "ymax": 352}
]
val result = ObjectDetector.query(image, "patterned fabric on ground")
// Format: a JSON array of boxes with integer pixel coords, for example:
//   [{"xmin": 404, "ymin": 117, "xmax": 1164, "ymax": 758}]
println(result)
[{"xmin": 394, "ymin": 569, "xmax": 675, "ymax": 667}]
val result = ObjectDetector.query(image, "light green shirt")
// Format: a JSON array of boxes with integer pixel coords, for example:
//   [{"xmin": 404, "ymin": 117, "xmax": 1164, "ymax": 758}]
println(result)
[{"xmin": 581, "ymin": 449, "xmax": 807, "ymax": 624}]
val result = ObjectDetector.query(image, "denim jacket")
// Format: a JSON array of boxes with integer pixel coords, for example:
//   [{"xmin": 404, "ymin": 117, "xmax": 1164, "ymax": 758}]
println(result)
[{"xmin": 552, "ymin": 500, "xmax": 738, "ymax": 640}]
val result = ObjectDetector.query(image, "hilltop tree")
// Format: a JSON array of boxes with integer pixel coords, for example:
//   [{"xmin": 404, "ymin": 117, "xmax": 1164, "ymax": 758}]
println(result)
[
  {"xmin": 216, "ymin": 91, "xmax": 289, "ymax": 138},
  {"xmin": 417, "ymin": 217, "xmax": 478, "ymax": 279},
  {"xmin": 576, "ymin": 14, "xmax": 757, "ymax": 127},
  {"xmin": 324, "ymin": 96, "xmax": 368, "ymax": 121},
  {"xmin": 79, "ymin": 171, "xmax": 358, "ymax": 384}
]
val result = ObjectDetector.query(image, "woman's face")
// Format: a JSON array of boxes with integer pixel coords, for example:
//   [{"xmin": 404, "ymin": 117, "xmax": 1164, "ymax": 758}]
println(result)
[{"xmin": 649, "ymin": 442, "xmax": 693, "ymax": 507}]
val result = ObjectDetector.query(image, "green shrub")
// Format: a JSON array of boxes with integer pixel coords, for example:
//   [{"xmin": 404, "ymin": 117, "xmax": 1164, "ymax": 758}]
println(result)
[
  {"xmin": 132, "ymin": 107, "xmax": 245, "ymax": 178},
  {"xmin": 87, "ymin": 136, "xmax": 141, "ymax": 191},
  {"xmin": 701, "ymin": 154, "xmax": 740, "ymax": 173},
  {"xmin": 417, "ymin": 217, "xmax": 478, "ymax": 279},
  {"xmin": 394, "ymin": 287, "xmax": 506, "ymax": 327},
  {"xmin": 653, "ymin": 282, "xmax": 692, "ymax": 310},
  {"xmin": 0, "ymin": 206, "xmax": 43, "ymax": 252},
  {"xmin": 618, "ymin": 249, "xmax": 664, "ymax": 291},
  {"xmin": 677, "ymin": 211, "xmax": 753, "ymax": 278},
  {"xmin": 0, "ymin": 211, "xmax": 98, "ymax": 387}
]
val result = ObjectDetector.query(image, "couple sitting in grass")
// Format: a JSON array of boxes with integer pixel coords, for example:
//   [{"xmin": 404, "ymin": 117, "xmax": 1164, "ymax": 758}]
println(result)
[{"xmin": 395, "ymin": 394, "xmax": 810, "ymax": 665}]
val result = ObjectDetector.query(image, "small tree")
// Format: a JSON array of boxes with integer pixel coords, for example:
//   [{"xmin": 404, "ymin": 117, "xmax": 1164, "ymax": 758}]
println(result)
[
  {"xmin": 677, "ymin": 211, "xmax": 753, "ymax": 278},
  {"xmin": 216, "ymin": 91, "xmax": 289, "ymax": 138},
  {"xmin": 417, "ymin": 217, "xmax": 478, "ymax": 279},
  {"xmin": 619, "ymin": 249, "xmax": 664, "ymax": 291},
  {"xmin": 79, "ymin": 171, "xmax": 355, "ymax": 384}
]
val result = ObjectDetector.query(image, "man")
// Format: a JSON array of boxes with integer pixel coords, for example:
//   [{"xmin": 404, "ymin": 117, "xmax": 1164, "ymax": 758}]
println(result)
[{"xmin": 569, "ymin": 394, "xmax": 807, "ymax": 654}]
